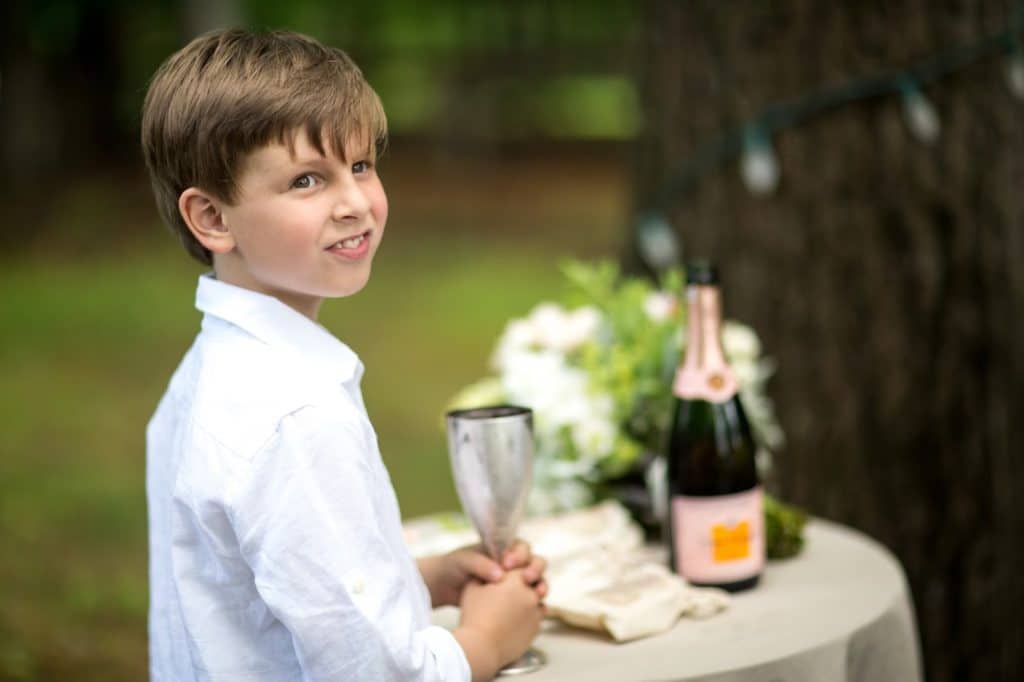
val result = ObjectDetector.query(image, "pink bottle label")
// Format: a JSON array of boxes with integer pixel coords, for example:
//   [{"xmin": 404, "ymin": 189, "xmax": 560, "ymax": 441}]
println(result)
[{"xmin": 672, "ymin": 487, "xmax": 765, "ymax": 584}]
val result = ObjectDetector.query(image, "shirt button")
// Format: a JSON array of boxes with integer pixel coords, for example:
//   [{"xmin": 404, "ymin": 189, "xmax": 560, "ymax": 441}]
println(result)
[{"xmin": 352, "ymin": 578, "xmax": 365, "ymax": 595}]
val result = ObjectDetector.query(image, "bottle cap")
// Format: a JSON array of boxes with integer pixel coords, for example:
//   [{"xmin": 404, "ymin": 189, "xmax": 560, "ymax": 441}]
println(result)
[{"xmin": 686, "ymin": 261, "xmax": 719, "ymax": 285}]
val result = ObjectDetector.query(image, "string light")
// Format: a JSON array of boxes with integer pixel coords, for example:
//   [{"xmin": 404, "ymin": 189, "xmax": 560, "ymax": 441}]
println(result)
[
  {"xmin": 637, "ymin": 212, "xmax": 681, "ymax": 273},
  {"xmin": 1007, "ymin": 48, "xmax": 1024, "ymax": 99},
  {"xmin": 740, "ymin": 127, "xmax": 780, "ymax": 195},
  {"xmin": 900, "ymin": 82, "xmax": 941, "ymax": 143},
  {"xmin": 632, "ymin": 13, "xmax": 1023, "ymax": 271}
]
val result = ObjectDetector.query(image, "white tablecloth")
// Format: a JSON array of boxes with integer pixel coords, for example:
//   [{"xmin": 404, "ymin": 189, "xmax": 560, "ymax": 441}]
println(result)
[{"xmin": 431, "ymin": 519, "xmax": 923, "ymax": 682}]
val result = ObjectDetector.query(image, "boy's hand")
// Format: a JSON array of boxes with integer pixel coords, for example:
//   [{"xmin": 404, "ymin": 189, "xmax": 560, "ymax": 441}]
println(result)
[
  {"xmin": 418, "ymin": 540, "xmax": 548, "ymax": 608},
  {"xmin": 499, "ymin": 540, "xmax": 548, "ymax": 601},
  {"xmin": 454, "ymin": 569, "xmax": 545, "ymax": 682},
  {"xmin": 420, "ymin": 544, "xmax": 503, "ymax": 608}
]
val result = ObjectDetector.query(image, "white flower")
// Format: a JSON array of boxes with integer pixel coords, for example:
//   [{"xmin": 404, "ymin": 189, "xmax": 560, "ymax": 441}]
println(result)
[
  {"xmin": 538, "ymin": 454, "xmax": 593, "ymax": 480},
  {"xmin": 491, "ymin": 319, "xmax": 537, "ymax": 372},
  {"xmin": 528, "ymin": 303, "xmax": 601, "ymax": 353},
  {"xmin": 528, "ymin": 476, "xmax": 595, "ymax": 516},
  {"xmin": 731, "ymin": 357, "xmax": 762, "ymax": 389},
  {"xmin": 499, "ymin": 350, "xmax": 592, "ymax": 439},
  {"xmin": 546, "ymin": 393, "xmax": 593, "ymax": 431},
  {"xmin": 491, "ymin": 303, "xmax": 602, "ymax": 371},
  {"xmin": 741, "ymin": 388, "xmax": 785, "ymax": 449},
  {"xmin": 643, "ymin": 292, "xmax": 677, "ymax": 322},
  {"xmin": 571, "ymin": 416, "xmax": 617, "ymax": 463},
  {"xmin": 528, "ymin": 304, "xmax": 566, "ymax": 344},
  {"xmin": 722, "ymin": 322, "xmax": 761, "ymax": 359}
]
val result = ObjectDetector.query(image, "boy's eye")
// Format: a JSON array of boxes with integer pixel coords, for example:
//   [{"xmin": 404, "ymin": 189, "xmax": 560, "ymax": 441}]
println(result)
[
  {"xmin": 291, "ymin": 173, "xmax": 318, "ymax": 189},
  {"xmin": 352, "ymin": 160, "xmax": 372, "ymax": 174}
]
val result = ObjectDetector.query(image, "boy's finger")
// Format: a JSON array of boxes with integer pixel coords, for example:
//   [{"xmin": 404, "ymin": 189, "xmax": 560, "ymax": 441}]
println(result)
[
  {"xmin": 502, "ymin": 540, "xmax": 531, "ymax": 569},
  {"xmin": 465, "ymin": 552, "xmax": 504, "ymax": 581},
  {"xmin": 523, "ymin": 555, "xmax": 547, "ymax": 583}
]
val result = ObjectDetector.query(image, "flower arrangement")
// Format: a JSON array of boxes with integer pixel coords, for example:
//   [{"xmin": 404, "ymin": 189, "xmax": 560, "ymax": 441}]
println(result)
[{"xmin": 448, "ymin": 260, "xmax": 784, "ymax": 516}]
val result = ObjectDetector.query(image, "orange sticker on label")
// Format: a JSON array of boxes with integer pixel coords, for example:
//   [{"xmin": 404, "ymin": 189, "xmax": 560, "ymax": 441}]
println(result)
[{"xmin": 711, "ymin": 521, "xmax": 751, "ymax": 562}]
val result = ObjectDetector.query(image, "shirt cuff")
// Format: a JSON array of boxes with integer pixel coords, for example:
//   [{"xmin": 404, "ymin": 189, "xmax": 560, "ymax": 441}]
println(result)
[{"xmin": 420, "ymin": 625, "xmax": 471, "ymax": 682}]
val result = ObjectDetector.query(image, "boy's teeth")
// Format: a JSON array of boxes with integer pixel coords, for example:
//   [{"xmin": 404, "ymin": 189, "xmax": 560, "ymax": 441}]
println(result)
[{"xmin": 338, "ymin": 234, "xmax": 364, "ymax": 248}]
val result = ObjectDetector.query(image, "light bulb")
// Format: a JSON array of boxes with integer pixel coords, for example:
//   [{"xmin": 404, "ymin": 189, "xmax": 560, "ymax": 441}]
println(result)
[
  {"xmin": 740, "ymin": 129, "xmax": 780, "ymax": 196},
  {"xmin": 901, "ymin": 85, "xmax": 941, "ymax": 143},
  {"xmin": 1006, "ymin": 52, "xmax": 1024, "ymax": 100},
  {"xmin": 637, "ymin": 213, "xmax": 681, "ymax": 272}
]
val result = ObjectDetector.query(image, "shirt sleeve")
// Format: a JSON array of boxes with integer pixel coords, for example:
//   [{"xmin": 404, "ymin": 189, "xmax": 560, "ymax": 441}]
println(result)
[{"xmin": 227, "ymin": 403, "xmax": 470, "ymax": 682}]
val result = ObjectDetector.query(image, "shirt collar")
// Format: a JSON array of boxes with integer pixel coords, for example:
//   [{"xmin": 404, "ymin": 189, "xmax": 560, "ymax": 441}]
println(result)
[{"xmin": 195, "ymin": 273, "xmax": 362, "ymax": 384}]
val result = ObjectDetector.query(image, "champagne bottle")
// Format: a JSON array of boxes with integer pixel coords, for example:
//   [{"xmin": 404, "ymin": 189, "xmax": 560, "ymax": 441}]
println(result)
[{"xmin": 666, "ymin": 262, "xmax": 764, "ymax": 591}]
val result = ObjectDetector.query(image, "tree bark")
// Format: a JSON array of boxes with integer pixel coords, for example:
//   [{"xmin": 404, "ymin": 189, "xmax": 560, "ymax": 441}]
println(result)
[{"xmin": 636, "ymin": 2, "xmax": 1024, "ymax": 680}]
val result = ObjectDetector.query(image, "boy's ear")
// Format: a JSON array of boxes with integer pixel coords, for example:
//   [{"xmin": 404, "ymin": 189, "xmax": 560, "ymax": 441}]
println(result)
[{"xmin": 178, "ymin": 188, "xmax": 236, "ymax": 254}]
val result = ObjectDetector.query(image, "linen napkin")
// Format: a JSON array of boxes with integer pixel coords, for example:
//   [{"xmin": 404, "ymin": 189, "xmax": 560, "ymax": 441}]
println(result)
[{"xmin": 402, "ymin": 500, "xmax": 729, "ymax": 642}]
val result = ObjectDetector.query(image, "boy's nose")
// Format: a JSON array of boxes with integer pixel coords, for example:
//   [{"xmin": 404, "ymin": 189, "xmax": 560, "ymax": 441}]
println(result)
[{"xmin": 332, "ymin": 182, "xmax": 371, "ymax": 223}]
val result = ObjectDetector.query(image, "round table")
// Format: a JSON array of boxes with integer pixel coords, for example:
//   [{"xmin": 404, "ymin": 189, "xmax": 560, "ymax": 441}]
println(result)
[{"xmin": 432, "ymin": 519, "xmax": 923, "ymax": 682}]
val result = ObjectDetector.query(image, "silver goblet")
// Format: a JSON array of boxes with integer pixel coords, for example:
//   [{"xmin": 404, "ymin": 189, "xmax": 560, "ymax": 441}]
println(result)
[{"xmin": 446, "ymin": 405, "xmax": 546, "ymax": 675}]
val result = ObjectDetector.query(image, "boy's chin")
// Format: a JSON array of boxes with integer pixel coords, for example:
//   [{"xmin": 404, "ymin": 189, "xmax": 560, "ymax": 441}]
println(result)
[{"xmin": 327, "ymin": 273, "xmax": 372, "ymax": 299}]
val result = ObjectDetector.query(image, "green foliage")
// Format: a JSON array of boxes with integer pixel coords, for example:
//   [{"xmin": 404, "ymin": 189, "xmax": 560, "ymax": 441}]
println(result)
[
  {"xmin": 561, "ymin": 259, "xmax": 683, "ymax": 453},
  {"xmin": 765, "ymin": 494, "xmax": 808, "ymax": 559}
]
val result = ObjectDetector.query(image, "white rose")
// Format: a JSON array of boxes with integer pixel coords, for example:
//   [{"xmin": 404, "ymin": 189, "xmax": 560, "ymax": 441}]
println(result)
[
  {"xmin": 549, "ymin": 478, "xmax": 594, "ymax": 511},
  {"xmin": 502, "ymin": 353, "xmax": 555, "ymax": 408},
  {"xmin": 740, "ymin": 389, "xmax": 785, "ymax": 449},
  {"xmin": 527, "ymin": 303, "xmax": 568, "ymax": 349},
  {"xmin": 571, "ymin": 415, "xmax": 617, "ymax": 463},
  {"xmin": 562, "ymin": 306, "xmax": 602, "ymax": 350},
  {"xmin": 732, "ymin": 357, "xmax": 761, "ymax": 389},
  {"xmin": 722, "ymin": 322, "xmax": 762, "ymax": 359},
  {"xmin": 643, "ymin": 292, "xmax": 677, "ymax": 322},
  {"xmin": 491, "ymin": 319, "xmax": 537, "ymax": 371},
  {"xmin": 527, "ymin": 303, "xmax": 601, "ymax": 353},
  {"xmin": 539, "ymin": 455, "xmax": 594, "ymax": 480},
  {"xmin": 500, "ymin": 350, "xmax": 592, "ymax": 437},
  {"xmin": 528, "ymin": 477, "xmax": 593, "ymax": 515},
  {"xmin": 546, "ymin": 392, "xmax": 592, "ymax": 430}
]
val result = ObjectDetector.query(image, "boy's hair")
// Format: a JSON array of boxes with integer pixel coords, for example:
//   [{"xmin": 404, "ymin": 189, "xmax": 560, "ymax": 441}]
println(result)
[{"xmin": 141, "ymin": 29, "xmax": 387, "ymax": 265}]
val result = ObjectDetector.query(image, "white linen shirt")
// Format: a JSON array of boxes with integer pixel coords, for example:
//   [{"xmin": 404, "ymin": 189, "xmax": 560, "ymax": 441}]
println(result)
[{"xmin": 146, "ymin": 274, "xmax": 470, "ymax": 682}]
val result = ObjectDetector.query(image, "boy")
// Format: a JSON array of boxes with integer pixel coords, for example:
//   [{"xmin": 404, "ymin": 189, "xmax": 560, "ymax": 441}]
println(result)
[{"xmin": 142, "ymin": 29, "xmax": 546, "ymax": 681}]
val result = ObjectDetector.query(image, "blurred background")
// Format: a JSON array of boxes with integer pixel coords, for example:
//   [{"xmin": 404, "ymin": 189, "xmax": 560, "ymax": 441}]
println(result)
[{"xmin": 1, "ymin": 1, "xmax": 1021, "ymax": 680}]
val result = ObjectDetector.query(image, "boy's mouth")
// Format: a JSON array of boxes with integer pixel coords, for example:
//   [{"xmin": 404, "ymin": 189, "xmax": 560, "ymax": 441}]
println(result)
[
  {"xmin": 325, "ymin": 229, "xmax": 372, "ymax": 260},
  {"xmin": 327, "ymin": 230, "xmax": 371, "ymax": 250}
]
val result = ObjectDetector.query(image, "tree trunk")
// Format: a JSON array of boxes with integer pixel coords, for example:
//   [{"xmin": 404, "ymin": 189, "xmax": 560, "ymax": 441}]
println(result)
[
  {"xmin": 635, "ymin": 2, "xmax": 1024, "ymax": 680},
  {"xmin": 0, "ymin": 3, "xmax": 62, "ymax": 180},
  {"xmin": 1, "ymin": 2, "xmax": 126, "ymax": 180}
]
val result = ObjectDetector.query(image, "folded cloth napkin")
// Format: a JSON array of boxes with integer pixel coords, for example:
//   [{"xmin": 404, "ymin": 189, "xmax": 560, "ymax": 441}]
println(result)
[{"xmin": 402, "ymin": 501, "xmax": 729, "ymax": 642}]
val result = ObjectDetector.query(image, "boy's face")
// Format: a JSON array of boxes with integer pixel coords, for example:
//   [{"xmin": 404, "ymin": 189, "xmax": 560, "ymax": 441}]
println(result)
[{"xmin": 215, "ymin": 130, "xmax": 387, "ymax": 318}]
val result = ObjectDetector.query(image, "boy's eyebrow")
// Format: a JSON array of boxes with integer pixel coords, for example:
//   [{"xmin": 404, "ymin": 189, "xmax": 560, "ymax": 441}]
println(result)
[
  {"xmin": 289, "ymin": 154, "xmax": 330, "ymax": 166},
  {"xmin": 289, "ymin": 149, "xmax": 367, "ymax": 167}
]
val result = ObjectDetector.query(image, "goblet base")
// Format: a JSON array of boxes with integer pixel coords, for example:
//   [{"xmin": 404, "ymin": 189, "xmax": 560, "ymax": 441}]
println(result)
[{"xmin": 498, "ymin": 647, "xmax": 546, "ymax": 676}]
